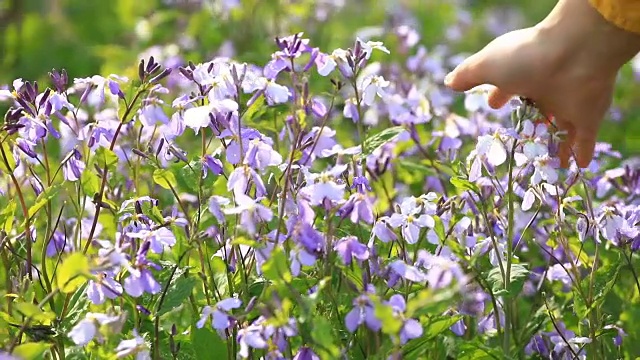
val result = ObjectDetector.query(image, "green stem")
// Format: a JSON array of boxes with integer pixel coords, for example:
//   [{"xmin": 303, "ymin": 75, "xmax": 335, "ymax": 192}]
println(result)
[{"xmin": 503, "ymin": 138, "xmax": 518, "ymax": 355}]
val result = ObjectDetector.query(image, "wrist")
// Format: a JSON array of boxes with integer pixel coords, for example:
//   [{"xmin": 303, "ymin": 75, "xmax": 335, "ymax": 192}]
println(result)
[{"xmin": 536, "ymin": 0, "xmax": 640, "ymax": 73}]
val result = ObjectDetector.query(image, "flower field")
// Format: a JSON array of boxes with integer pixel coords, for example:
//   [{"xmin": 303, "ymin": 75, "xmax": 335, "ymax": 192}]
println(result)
[{"xmin": 0, "ymin": 1, "xmax": 639, "ymax": 359}]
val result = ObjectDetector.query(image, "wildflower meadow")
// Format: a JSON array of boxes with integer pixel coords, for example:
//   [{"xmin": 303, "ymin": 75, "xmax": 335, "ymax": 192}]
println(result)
[{"xmin": 0, "ymin": 1, "xmax": 639, "ymax": 359}]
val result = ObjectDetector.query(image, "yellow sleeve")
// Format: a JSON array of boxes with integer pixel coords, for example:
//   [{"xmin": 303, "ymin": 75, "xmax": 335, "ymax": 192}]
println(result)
[{"xmin": 589, "ymin": 0, "xmax": 640, "ymax": 34}]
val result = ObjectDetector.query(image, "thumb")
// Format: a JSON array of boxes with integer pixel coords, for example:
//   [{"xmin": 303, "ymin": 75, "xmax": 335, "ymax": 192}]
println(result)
[{"xmin": 444, "ymin": 52, "xmax": 491, "ymax": 92}]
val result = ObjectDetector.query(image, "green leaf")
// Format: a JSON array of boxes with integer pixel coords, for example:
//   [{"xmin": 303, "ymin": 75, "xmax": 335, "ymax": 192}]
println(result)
[
  {"xmin": 261, "ymin": 246, "xmax": 292, "ymax": 284},
  {"xmin": 153, "ymin": 168, "xmax": 178, "ymax": 190},
  {"xmin": 0, "ymin": 142, "xmax": 16, "ymax": 173},
  {"xmin": 373, "ymin": 298, "xmax": 402, "ymax": 335},
  {"xmin": 28, "ymin": 183, "xmax": 64, "ymax": 218},
  {"xmin": 56, "ymin": 252, "xmax": 90, "ymax": 293},
  {"xmin": 433, "ymin": 216, "xmax": 446, "ymax": 243},
  {"xmin": 574, "ymin": 257, "xmax": 621, "ymax": 318},
  {"xmin": 12, "ymin": 342, "xmax": 51, "ymax": 360},
  {"xmin": 175, "ymin": 161, "xmax": 201, "ymax": 194},
  {"xmin": 361, "ymin": 126, "xmax": 405, "ymax": 157},
  {"xmin": 94, "ymin": 147, "xmax": 118, "ymax": 170},
  {"xmin": 424, "ymin": 314, "xmax": 463, "ymax": 339},
  {"xmin": 191, "ymin": 326, "xmax": 228, "ymax": 359},
  {"xmin": 310, "ymin": 316, "xmax": 340, "ymax": 359},
  {"xmin": 242, "ymin": 94, "xmax": 265, "ymax": 122},
  {"xmin": 80, "ymin": 170, "xmax": 100, "ymax": 197},
  {"xmin": 406, "ymin": 287, "xmax": 458, "ymax": 318},
  {"xmin": 457, "ymin": 340, "xmax": 506, "ymax": 360},
  {"xmin": 0, "ymin": 200, "xmax": 16, "ymax": 233},
  {"xmin": 157, "ymin": 275, "xmax": 198, "ymax": 317},
  {"xmin": 14, "ymin": 302, "xmax": 55, "ymax": 322},
  {"xmin": 487, "ymin": 263, "xmax": 529, "ymax": 298},
  {"xmin": 450, "ymin": 176, "xmax": 480, "ymax": 194},
  {"xmin": 230, "ymin": 236, "xmax": 258, "ymax": 247}
]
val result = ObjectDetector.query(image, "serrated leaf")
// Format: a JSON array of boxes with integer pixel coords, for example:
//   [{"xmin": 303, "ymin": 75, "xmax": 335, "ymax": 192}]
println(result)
[
  {"xmin": 487, "ymin": 263, "xmax": 529, "ymax": 299},
  {"xmin": 574, "ymin": 257, "xmax": 621, "ymax": 318},
  {"xmin": 157, "ymin": 275, "xmax": 198, "ymax": 317},
  {"xmin": 56, "ymin": 252, "xmax": 90, "ymax": 293},
  {"xmin": 362, "ymin": 126, "xmax": 405, "ymax": 157},
  {"xmin": 12, "ymin": 342, "xmax": 51, "ymax": 360},
  {"xmin": 153, "ymin": 168, "xmax": 178, "ymax": 190}
]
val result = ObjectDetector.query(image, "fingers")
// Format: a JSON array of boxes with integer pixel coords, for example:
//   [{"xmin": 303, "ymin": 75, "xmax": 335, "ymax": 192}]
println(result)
[
  {"xmin": 555, "ymin": 119, "xmax": 575, "ymax": 169},
  {"xmin": 487, "ymin": 87, "xmax": 513, "ymax": 109},
  {"xmin": 555, "ymin": 120, "xmax": 598, "ymax": 169},
  {"xmin": 444, "ymin": 52, "xmax": 491, "ymax": 92},
  {"xmin": 574, "ymin": 129, "xmax": 598, "ymax": 168}
]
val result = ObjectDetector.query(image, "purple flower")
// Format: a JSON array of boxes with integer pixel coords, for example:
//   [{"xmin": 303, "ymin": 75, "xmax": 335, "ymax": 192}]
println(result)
[
  {"xmin": 68, "ymin": 312, "xmax": 125, "ymax": 346},
  {"xmin": 219, "ymin": 127, "xmax": 261, "ymax": 165},
  {"xmin": 62, "ymin": 149, "xmax": 86, "ymax": 182},
  {"xmin": 338, "ymin": 191, "xmax": 375, "ymax": 224},
  {"xmin": 237, "ymin": 319, "xmax": 269, "ymax": 358},
  {"xmin": 345, "ymin": 292, "xmax": 381, "ymax": 333},
  {"xmin": 223, "ymin": 193, "xmax": 273, "ymax": 235},
  {"xmin": 131, "ymin": 226, "xmax": 177, "ymax": 253},
  {"xmin": 227, "ymin": 165, "xmax": 267, "ymax": 197},
  {"xmin": 386, "ymin": 294, "xmax": 423, "ymax": 344},
  {"xmin": 372, "ymin": 216, "xmax": 398, "ymax": 243},
  {"xmin": 202, "ymin": 155, "xmax": 224, "ymax": 177},
  {"xmin": 388, "ymin": 260, "xmax": 428, "ymax": 284},
  {"xmin": 300, "ymin": 164, "xmax": 347, "ymax": 206},
  {"xmin": 123, "ymin": 242, "xmax": 162, "ymax": 297},
  {"xmin": 46, "ymin": 230, "xmax": 73, "ymax": 257},
  {"xmin": 87, "ymin": 272, "xmax": 123, "ymax": 305},
  {"xmin": 293, "ymin": 347, "xmax": 320, "ymax": 360},
  {"xmin": 208, "ymin": 195, "xmax": 231, "ymax": 223},
  {"xmin": 334, "ymin": 236, "xmax": 369, "ymax": 265},
  {"xmin": 416, "ymin": 252, "xmax": 468, "ymax": 289},
  {"xmin": 243, "ymin": 137, "xmax": 283, "ymax": 171},
  {"xmin": 197, "ymin": 298, "xmax": 242, "ymax": 335},
  {"xmin": 388, "ymin": 197, "xmax": 435, "ymax": 244}
]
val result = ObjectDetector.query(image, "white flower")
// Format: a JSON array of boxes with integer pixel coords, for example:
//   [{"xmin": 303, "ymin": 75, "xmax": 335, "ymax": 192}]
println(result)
[
  {"xmin": 532, "ymin": 155, "xmax": 558, "ymax": 184},
  {"xmin": 476, "ymin": 132, "xmax": 507, "ymax": 167},
  {"xmin": 388, "ymin": 197, "xmax": 435, "ymax": 244},
  {"xmin": 264, "ymin": 80, "xmax": 290, "ymax": 104},
  {"xmin": 182, "ymin": 98, "xmax": 238, "ymax": 133},
  {"xmin": 357, "ymin": 38, "xmax": 390, "ymax": 59},
  {"xmin": 522, "ymin": 188, "xmax": 536, "ymax": 211},
  {"xmin": 361, "ymin": 75, "xmax": 389, "ymax": 106},
  {"xmin": 115, "ymin": 330, "xmax": 150, "ymax": 360}
]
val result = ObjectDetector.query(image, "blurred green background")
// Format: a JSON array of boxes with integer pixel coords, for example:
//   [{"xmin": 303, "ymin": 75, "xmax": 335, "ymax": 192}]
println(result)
[{"xmin": 1, "ymin": 0, "xmax": 639, "ymax": 155}]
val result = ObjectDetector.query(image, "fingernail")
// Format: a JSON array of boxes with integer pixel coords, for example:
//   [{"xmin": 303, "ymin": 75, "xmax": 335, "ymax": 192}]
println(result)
[{"xmin": 444, "ymin": 72, "xmax": 453, "ymax": 86}]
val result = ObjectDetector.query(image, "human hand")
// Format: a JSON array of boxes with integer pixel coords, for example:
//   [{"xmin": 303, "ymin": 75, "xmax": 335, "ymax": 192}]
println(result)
[{"xmin": 444, "ymin": 0, "xmax": 640, "ymax": 168}]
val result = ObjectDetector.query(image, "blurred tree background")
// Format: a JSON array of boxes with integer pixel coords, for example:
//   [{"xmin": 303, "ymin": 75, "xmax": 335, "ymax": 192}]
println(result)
[{"xmin": 0, "ymin": 0, "xmax": 638, "ymax": 155}]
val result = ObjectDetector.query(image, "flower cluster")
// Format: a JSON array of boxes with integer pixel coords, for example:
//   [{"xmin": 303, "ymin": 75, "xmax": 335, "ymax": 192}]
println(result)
[{"xmin": 0, "ymin": 2, "xmax": 638, "ymax": 360}]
